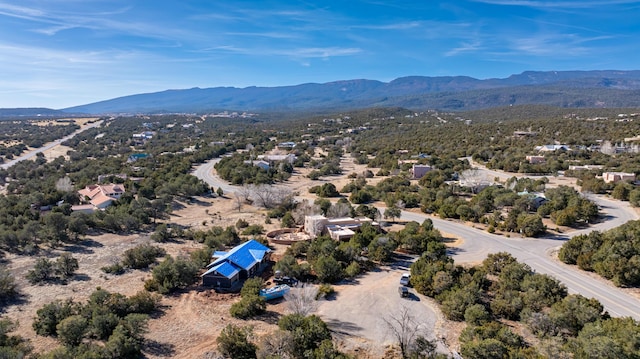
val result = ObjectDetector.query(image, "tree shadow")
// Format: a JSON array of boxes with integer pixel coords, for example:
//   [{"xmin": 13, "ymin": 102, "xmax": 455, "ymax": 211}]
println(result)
[
  {"xmin": 64, "ymin": 244, "xmax": 95, "ymax": 255},
  {"xmin": 446, "ymin": 247, "xmax": 465, "ymax": 255},
  {"xmin": 148, "ymin": 304, "xmax": 170, "ymax": 319},
  {"xmin": 72, "ymin": 273, "xmax": 91, "ymax": 282},
  {"xmin": 323, "ymin": 318, "xmax": 364, "ymax": 337},
  {"xmin": 171, "ymin": 201, "xmax": 186, "ymax": 211},
  {"xmin": 0, "ymin": 293, "xmax": 30, "ymax": 312},
  {"xmin": 406, "ymin": 292, "xmax": 421, "ymax": 302},
  {"xmin": 257, "ymin": 310, "xmax": 282, "ymax": 325},
  {"xmin": 79, "ymin": 238, "xmax": 104, "ymax": 248},
  {"xmin": 335, "ymin": 278, "xmax": 360, "ymax": 286},
  {"xmin": 144, "ymin": 339, "xmax": 176, "ymax": 357},
  {"xmin": 187, "ymin": 197, "xmax": 212, "ymax": 207}
]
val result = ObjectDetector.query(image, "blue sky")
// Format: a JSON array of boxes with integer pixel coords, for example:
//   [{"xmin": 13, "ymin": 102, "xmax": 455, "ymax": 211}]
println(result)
[{"xmin": 1, "ymin": 0, "xmax": 639, "ymax": 109}]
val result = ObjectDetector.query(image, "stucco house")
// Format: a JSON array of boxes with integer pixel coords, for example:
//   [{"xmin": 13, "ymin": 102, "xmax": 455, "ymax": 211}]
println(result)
[
  {"xmin": 602, "ymin": 172, "xmax": 636, "ymax": 184},
  {"xmin": 525, "ymin": 155, "xmax": 546, "ymax": 164},
  {"xmin": 304, "ymin": 215, "xmax": 379, "ymax": 241},
  {"xmin": 257, "ymin": 153, "xmax": 297, "ymax": 165},
  {"xmin": 534, "ymin": 144, "xmax": 570, "ymax": 152},
  {"xmin": 76, "ymin": 183, "xmax": 125, "ymax": 211},
  {"xmin": 201, "ymin": 240, "xmax": 272, "ymax": 288}
]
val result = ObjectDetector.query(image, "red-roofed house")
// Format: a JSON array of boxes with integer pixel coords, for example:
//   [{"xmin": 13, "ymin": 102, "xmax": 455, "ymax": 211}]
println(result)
[{"xmin": 76, "ymin": 184, "xmax": 125, "ymax": 210}]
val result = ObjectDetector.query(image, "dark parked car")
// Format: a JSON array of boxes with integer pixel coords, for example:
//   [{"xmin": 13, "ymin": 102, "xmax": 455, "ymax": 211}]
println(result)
[
  {"xmin": 398, "ymin": 286, "xmax": 409, "ymax": 298},
  {"xmin": 274, "ymin": 276, "xmax": 298, "ymax": 286}
]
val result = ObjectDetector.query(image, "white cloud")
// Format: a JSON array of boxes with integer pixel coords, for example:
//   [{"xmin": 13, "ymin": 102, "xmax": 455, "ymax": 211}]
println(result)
[
  {"xmin": 199, "ymin": 45, "xmax": 361, "ymax": 59},
  {"xmin": 445, "ymin": 41, "xmax": 484, "ymax": 56},
  {"xmin": 353, "ymin": 21, "xmax": 423, "ymax": 30}
]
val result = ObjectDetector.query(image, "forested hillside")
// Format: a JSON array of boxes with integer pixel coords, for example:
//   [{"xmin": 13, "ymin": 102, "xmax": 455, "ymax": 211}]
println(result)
[{"xmin": 61, "ymin": 70, "xmax": 640, "ymax": 114}]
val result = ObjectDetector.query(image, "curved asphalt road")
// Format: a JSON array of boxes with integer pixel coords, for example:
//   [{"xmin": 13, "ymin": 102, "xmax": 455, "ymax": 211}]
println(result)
[
  {"xmin": 191, "ymin": 158, "xmax": 237, "ymax": 195},
  {"xmin": 400, "ymin": 193, "xmax": 640, "ymax": 320}
]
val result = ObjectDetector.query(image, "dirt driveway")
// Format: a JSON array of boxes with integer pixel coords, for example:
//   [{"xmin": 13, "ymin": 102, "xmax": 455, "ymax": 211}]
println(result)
[{"xmin": 316, "ymin": 254, "xmax": 451, "ymax": 358}]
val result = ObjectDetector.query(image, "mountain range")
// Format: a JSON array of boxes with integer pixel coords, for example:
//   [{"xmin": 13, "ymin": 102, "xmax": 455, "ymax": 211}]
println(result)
[{"xmin": 4, "ymin": 70, "xmax": 640, "ymax": 116}]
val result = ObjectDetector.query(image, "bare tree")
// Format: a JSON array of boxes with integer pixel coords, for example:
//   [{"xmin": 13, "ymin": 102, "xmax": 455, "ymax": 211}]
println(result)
[
  {"xmin": 326, "ymin": 202, "xmax": 352, "ymax": 218},
  {"xmin": 292, "ymin": 200, "xmax": 321, "ymax": 224},
  {"xmin": 233, "ymin": 193, "xmax": 244, "ymax": 213},
  {"xmin": 285, "ymin": 285, "xmax": 319, "ymax": 316},
  {"xmin": 250, "ymin": 184, "xmax": 277, "ymax": 208},
  {"xmin": 384, "ymin": 306, "xmax": 421, "ymax": 359},
  {"xmin": 459, "ymin": 168, "xmax": 486, "ymax": 194},
  {"xmin": 236, "ymin": 185, "xmax": 252, "ymax": 204},
  {"xmin": 257, "ymin": 330, "xmax": 294, "ymax": 359},
  {"xmin": 55, "ymin": 177, "xmax": 74, "ymax": 192},
  {"xmin": 600, "ymin": 140, "xmax": 615, "ymax": 155},
  {"xmin": 275, "ymin": 187, "xmax": 296, "ymax": 210}
]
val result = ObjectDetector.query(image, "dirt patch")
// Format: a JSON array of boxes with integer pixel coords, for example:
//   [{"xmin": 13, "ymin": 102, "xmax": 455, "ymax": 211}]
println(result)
[{"xmin": 41, "ymin": 144, "xmax": 73, "ymax": 161}]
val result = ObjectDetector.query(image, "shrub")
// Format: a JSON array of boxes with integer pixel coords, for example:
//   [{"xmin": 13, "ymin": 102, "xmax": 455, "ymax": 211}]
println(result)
[
  {"xmin": 101, "ymin": 262, "xmax": 125, "ymax": 275},
  {"xmin": 216, "ymin": 324, "xmax": 257, "ymax": 359},
  {"xmin": 56, "ymin": 315, "xmax": 88, "ymax": 347},
  {"xmin": 127, "ymin": 290, "xmax": 161, "ymax": 314},
  {"xmin": 121, "ymin": 244, "xmax": 166, "ymax": 269},
  {"xmin": 344, "ymin": 261, "xmax": 361, "ymax": 278},
  {"xmin": 190, "ymin": 247, "xmax": 213, "ymax": 268},
  {"xmin": 278, "ymin": 314, "xmax": 332, "ymax": 358},
  {"xmin": 315, "ymin": 284, "xmax": 335, "ymax": 300},
  {"xmin": 151, "ymin": 223, "xmax": 173, "ymax": 243},
  {"xmin": 241, "ymin": 277, "xmax": 264, "ymax": 298},
  {"xmin": 0, "ymin": 265, "xmax": 18, "ymax": 302},
  {"xmin": 313, "ymin": 256, "xmax": 344, "ymax": 283},
  {"xmin": 33, "ymin": 299, "xmax": 79, "ymax": 336},
  {"xmin": 236, "ymin": 219, "xmax": 249, "ymax": 229},
  {"xmin": 26, "ymin": 258, "xmax": 54, "ymax": 284},
  {"xmin": 55, "ymin": 253, "xmax": 79, "ymax": 279},
  {"xmin": 281, "ymin": 212, "xmax": 295, "ymax": 228},
  {"xmin": 90, "ymin": 312, "xmax": 120, "ymax": 340},
  {"xmin": 230, "ymin": 295, "xmax": 266, "ymax": 319},
  {"xmin": 465, "ymin": 304, "xmax": 491, "ymax": 325},
  {"xmin": 147, "ymin": 256, "xmax": 199, "ymax": 294},
  {"xmin": 242, "ymin": 224, "xmax": 265, "ymax": 235}
]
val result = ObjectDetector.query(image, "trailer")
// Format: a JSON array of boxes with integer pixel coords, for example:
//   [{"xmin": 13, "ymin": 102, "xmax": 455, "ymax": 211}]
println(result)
[{"xmin": 259, "ymin": 284, "xmax": 291, "ymax": 300}]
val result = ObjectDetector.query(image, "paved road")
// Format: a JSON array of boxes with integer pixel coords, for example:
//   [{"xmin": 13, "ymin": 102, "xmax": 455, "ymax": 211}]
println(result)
[
  {"xmin": 400, "ymin": 193, "xmax": 640, "ymax": 320},
  {"xmin": 191, "ymin": 158, "xmax": 238, "ymax": 194},
  {"xmin": 193, "ymin": 156, "xmax": 640, "ymax": 319},
  {"xmin": 1, "ymin": 120, "xmax": 103, "ymax": 170}
]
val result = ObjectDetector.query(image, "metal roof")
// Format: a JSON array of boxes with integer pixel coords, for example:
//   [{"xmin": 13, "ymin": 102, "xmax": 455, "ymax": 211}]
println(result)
[
  {"xmin": 206, "ymin": 239, "xmax": 271, "ymax": 271},
  {"xmin": 201, "ymin": 261, "xmax": 241, "ymax": 279}
]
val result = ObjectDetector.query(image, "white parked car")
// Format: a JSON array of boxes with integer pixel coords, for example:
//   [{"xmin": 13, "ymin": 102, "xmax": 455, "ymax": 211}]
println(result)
[{"xmin": 400, "ymin": 273, "xmax": 411, "ymax": 286}]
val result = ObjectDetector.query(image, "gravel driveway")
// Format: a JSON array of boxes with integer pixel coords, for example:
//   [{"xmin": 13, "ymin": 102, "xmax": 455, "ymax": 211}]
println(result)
[{"xmin": 316, "ymin": 254, "xmax": 448, "ymax": 357}]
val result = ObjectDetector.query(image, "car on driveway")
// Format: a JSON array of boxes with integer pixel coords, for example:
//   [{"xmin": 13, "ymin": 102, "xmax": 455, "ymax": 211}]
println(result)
[
  {"xmin": 400, "ymin": 273, "xmax": 411, "ymax": 286},
  {"xmin": 398, "ymin": 286, "xmax": 409, "ymax": 298}
]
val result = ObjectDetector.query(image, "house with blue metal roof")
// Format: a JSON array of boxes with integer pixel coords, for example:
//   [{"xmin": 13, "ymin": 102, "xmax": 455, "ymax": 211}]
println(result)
[{"xmin": 201, "ymin": 239, "xmax": 272, "ymax": 288}]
